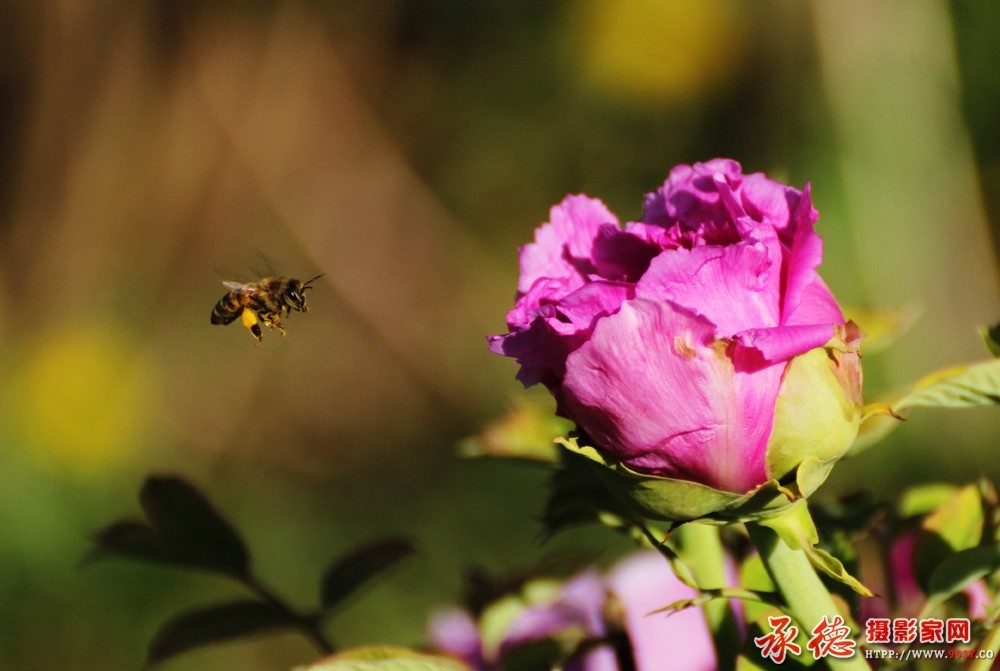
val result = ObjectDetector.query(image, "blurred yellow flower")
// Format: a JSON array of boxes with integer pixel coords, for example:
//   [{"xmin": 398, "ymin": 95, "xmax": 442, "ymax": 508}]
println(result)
[
  {"xmin": 568, "ymin": 0, "xmax": 745, "ymax": 107},
  {"xmin": 7, "ymin": 324, "xmax": 152, "ymax": 472}
]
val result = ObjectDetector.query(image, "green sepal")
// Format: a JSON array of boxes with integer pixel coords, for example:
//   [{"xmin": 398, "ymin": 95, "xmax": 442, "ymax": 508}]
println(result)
[
  {"xmin": 296, "ymin": 647, "xmax": 472, "ymax": 671},
  {"xmin": 764, "ymin": 345, "xmax": 861, "ymax": 481},
  {"xmin": 842, "ymin": 304, "xmax": 921, "ymax": 354},
  {"xmin": 557, "ymin": 437, "xmax": 824, "ymax": 525},
  {"xmin": 756, "ymin": 501, "xmax": 873, "ymax": 597}
]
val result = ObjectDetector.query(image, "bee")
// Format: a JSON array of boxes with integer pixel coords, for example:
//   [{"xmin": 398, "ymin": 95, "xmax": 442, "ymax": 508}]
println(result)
[{"xmin": 211, "ymin": 274, "xmax": 324, "ymax": 343}]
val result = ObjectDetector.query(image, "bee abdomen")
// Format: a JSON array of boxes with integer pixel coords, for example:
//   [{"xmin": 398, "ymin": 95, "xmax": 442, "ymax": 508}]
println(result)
[{"xmin": 211, "ymin": 295, "xmax": 243, "ymax": 325}]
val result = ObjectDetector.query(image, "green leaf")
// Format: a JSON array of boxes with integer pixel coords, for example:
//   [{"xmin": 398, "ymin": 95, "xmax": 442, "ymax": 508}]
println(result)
[
  {"xmin": 320, "ymin": 538, "xmax": 414, "ymax": 610},
  {"xmin": 980, "ymin": 320, "xmax": 1000, "ymax": 357},
  {"xmin": 925, "ymin": 544, "xmax": 1000, "ymax": 608},
  {"xmin": 895, "ymin": 358, "xmax": 1000, "ymax": 410},
  {"xmin": 897, "ymin": 483, "xmax": 960, "ymax": 518},
  {"xmin": 297, "ymin": 647, "xmax": 471, "ymax": 671},
  {"xmin": 140, "ymin": 476, "xmax": 249, "ymax": 578},
  {"xmin": 459, "ymin": 394, "xmax": 572, "ymax": 463},
  {"xmin": 922, "ymin": 484, "xmax": 983, "ymax": 551},
  {"xmin": 146, "ymin": 600, "xmax": 304, "ymax": 666}
]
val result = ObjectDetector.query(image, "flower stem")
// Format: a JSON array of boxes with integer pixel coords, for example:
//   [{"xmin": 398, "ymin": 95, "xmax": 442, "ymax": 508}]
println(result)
[
  {"xmin": 970, "ymin": 625, "xmax": 1000, "ymax": 671},
  {"xmin": 676, "ymin": 524, "xmax": 740, "ymax": 671},
  {"xmin": 746, "ymin": 522, "xmax": 870, "ymax": 671}
]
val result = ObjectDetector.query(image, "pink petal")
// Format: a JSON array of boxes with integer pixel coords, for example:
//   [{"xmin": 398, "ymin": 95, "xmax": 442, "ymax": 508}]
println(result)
[
  {"xmin": 548, "ymin": 281, "xmax": 634, "ymax": 336},
  {"xmin": 608, "ymin": 552, "xmax": 719, "ymax": 671},
  {"xmin": 635, "ymin": 230, "xmax": 782, "ymax": 338},
  {"xmin": 641, "ymin": 159, "xmax": 743, "ymax": 228},
  {"xmin": 733, "ymin": 323, "xmax": 836, "ymax": 368},
  {"xmin": 785, "ymin": 276, "xmax": 843, "ymax": 326},
  {"xmin": 517, "ymin": 195, "xmax": 619, "ymax": 295},
  {"xmin": 561, "ymin": 299, "xmax": 781, "ymax": 493},
  {"xmin": 739, "ymin": 174, "xmax": 817, "ymax": 243},
  {"xmin": 428, "ymin": 609, "xmax": 483, "ymax": 667}
]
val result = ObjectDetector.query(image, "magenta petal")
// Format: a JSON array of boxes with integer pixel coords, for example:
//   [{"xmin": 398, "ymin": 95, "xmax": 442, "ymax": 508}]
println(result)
[
  {"xmin": 591, "ymin": 224, "xmax": 660, "ymax": 281},
  {"xmin": 487, "ymin": 320, "xmax": 573, "ymax": 393},
  {"xmin": 784, "ymin": 276, "xmax": 844, "ymax": 327},
  {"xmin": 733, "ymin": 323, "xmax": 835, "ymax": 367},
  {"xmin": 517, "ymin": 195, "xmax": 619, "ymax": 295},
  {"xmin": 548, "ymin": 281, "xmax": 634, "ymax": 336},
  {"xmin": 641, "ymin": 159, "xmax": 743, "ymax": 227},
  {"xmin": 561, "ymin": 299, "xmax": 780, "ymax": 492},
  {"xmin": 635, "ymin": 231, "xmax": 782, "ymax": 337}
]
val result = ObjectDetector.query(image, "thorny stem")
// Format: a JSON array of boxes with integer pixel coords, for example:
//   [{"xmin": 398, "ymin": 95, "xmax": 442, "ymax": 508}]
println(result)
[
  {"xmin": 676, "ymin": 524, "xmax": 740, "ymax": 671},
  {"xmin": 746, "ymin": 523, "xmax": 871, "ymax": 671}
]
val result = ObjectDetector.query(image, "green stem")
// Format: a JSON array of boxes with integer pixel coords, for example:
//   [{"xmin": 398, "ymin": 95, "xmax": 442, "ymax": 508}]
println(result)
[
  {"xmin": 970, "ymin": 625, "xmax": 1000, "ymax": 671},
  {"xmin": 677, "ymin": 524, "xmax": 740, "ymax": 671},
  {"xmin": 746, "ymin": 523, "xmax": 870, "ymax": 671}
]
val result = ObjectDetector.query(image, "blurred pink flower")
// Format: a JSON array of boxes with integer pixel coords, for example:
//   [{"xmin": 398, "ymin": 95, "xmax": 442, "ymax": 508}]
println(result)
[
  {"xmin": 608, "ymin": 552, "xmax": 720, "ymax": 671},
  {"xmin": 489, "ymin": 159, "xmax": 859, "ymax": 493},
  {"xmin": 429, "ymin": 551, "xmax": 724, "ymax": 671}
]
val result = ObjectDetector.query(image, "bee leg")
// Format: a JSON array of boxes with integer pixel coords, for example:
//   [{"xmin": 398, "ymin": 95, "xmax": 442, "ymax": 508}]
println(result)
[
  {"xmin": 259, "ymin": 311, "xmax": 286, "ymax": 336},
  {"xmin": 240, "ymin": 308, "xmax": 263, "ymax": 344}
]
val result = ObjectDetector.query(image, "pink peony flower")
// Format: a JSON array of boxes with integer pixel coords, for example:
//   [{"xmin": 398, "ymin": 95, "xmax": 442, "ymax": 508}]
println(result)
[{"xmin": 489, "ymin": 159, "xmax": 861, "ymax": 494}]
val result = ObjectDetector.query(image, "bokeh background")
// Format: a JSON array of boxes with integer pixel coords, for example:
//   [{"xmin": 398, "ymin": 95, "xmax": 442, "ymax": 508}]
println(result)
[{"xmin": 0, "ymin": 1, "xmax": 998, "ymax": 669}]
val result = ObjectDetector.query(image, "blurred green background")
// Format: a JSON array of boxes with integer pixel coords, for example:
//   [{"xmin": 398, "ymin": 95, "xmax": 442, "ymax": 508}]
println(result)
[{"xmin": 0, "ymin": 0, "xmax": 998, "ymax": 668}]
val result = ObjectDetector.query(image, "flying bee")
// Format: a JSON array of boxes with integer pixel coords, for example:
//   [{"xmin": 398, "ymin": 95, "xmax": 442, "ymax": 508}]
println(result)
[{"xmin": 211, "ymin": 274, "xmax": 324, "ymax": 343}]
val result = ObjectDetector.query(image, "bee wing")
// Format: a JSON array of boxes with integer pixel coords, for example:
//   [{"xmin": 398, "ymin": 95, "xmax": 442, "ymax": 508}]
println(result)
[{"xmin": 222, "ymin": 281, "xmax": 259, "ymax": 294}]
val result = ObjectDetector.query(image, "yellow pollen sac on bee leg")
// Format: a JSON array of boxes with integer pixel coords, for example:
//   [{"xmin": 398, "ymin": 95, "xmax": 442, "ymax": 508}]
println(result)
[
  {"xmin": 241, "ymin": 307, "xmax": 258, "ymax": 330},
  {"xmin": 240, "ymin": 308, "xmax": 264, "ymax": 344}
]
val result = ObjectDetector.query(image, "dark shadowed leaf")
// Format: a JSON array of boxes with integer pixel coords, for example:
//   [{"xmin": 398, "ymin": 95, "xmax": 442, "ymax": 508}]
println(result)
[
  {"xmin": 980, "ymin": 320, "xmax": 1000, "ymax": 357},
  {"xmin": 925, "ymin": 544, "xmax": 1000, "ymax": 607},
  {"xmin": 86, "ymin": 520, "xmax": 175, "ymax": 564},
  {"xmin": 146, "ymin": 600, "xmax": 304, "ymax": 666},
  {"xmin": 540, "ymin": 448, "xmax": 630, "ymax": 541},
  {"xmin": 500, "ymin": 638, "xmax": 563, "ymax": 671},
  {"xmin": 320, "ymin": 538, "xmax": 415, "ymax": 610},
  {"xmin": 140, "ymin": 476, "xmax": 249, "ymax": 578}
]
